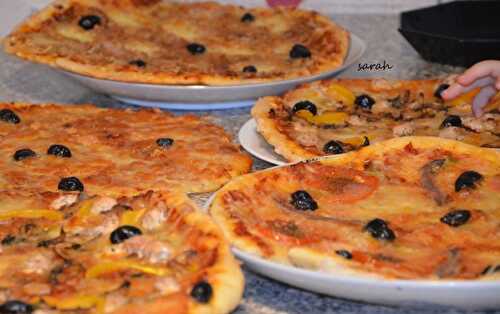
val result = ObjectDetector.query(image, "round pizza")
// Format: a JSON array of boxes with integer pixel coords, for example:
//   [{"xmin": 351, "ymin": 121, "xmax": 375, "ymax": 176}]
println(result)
[
  {"xmin": 0, "ymin": 189, "xmax": 243, "ymax": 314},
  {"xmin": 210, "ymin": 137, "xmax": 500, "ymax": 280},
  {"xmin": 3, "ymin": 0, "xmax": 349, "ymax": 85},
  {"xmin": 252, "ymin": 78, "xmax": 500, "ymax": 162},
  {"xmin": 0, "ymin": 103, "xmax": 251, "ymax": 195}
]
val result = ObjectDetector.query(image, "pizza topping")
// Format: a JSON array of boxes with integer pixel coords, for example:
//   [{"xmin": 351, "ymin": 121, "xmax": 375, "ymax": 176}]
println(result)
[
  {"xmin": 296, "ymin": 111, "xmax": 348, "ymax": 126},
  {"xmin": 440, "ymin": 115, "xmax": 462, "ymax": 128},
  {"xmin": 190, "ymin": 281, "xmax": 212, "ymax": 303},
  {"xmin": 292, "ymin": 101, "xmax": 317, "ymax": 116},
  {"xmin": 364, "ymin": 218, "xmax": 395, "ymax": 241},
  {"xmin": 0, "ymin": 109, "xmax": 20, "ymax": 124},
  {"xmin": 354, "ymin": 94, "xmax": 375, "ymax": 110},
  {"xmin": 481, "ymin": 265, "xmax": 500, "ymax": 276},
  {"xmin": 13, "ymin": 149, "xmax": 36, "ymax": 161},
  {"xmin": 0, "ymin": 209, "xmax": 63, "ymax": 221},
  {"xmin": 290, "ymin": 190, "xmax": 318, "ymax": 211},
  {"xmin": 289, "ymin": 44, "xmax": 311, "ymax": 59},
  {"xmin": 241, "ymin": 12, "xmax": 255, "ymax": 23},
  {"xmin": 243, "ymin": 65, "xmax": 257, "ymax": 73},
  {"xmin": 50, "ymin": 194, "xmax": 78, "ymax": 210},
  {"xmin": 455, "ymin": 171, "xmax": 483, "ymax": 192},
  {"xmin": 323, "ymin": 140, "xmax": 344, "ymax": 154},
  {"xmin": 47, "ymin": 144, "xmax": 72, "ymax": 158},
  {"xmin": 434, "ymin": 83, "xmax": 450, "ymax": 99},
  {"xmin": 0, "ymin": 300, "xmax": 33, "ymax": 314},
  {"xmin": 58, "ymin": 177, "xmax": 84, "ymax": 192},
  {"xmin": 325, "ymin": 84, "xmax": 355, "ymax": 108},
  {"xmin": 110, "ymin": 225, "xmax": 142, "ymax": 244},
  {"xmin": 129, "ymin": 59, "xmax": 146, "ymax": 68},
  {"xmin": 85, "ymin": 260, "xmax": 169, "ymax": 279},
  {"xmin": 156, "ymin": 138, "xmax": 174, "ymax": 148},
  {"xmin": 90, "ymin": 196, "xmax": 117, "ymax": 214},
  {"xmin": 440, "ymin": 209, "xmax": 471, "ymax": 227},
  {"xmin": 78, "ymin": 15, "xmax": 101, "ymax": 31},
  {"xmin": 186, "ymin": 43, "xmax": 206, "ymax": 55},
  {"xmin": 420, "ymin": 159, "xmax": 448, "ymax": 206},
  {"xmin": 392, "ymin": 122, "xmax": 415, "ymax": 137},
  {"xmin": 335, "ymin": 250, "xmax": 352, "ymax": 259},
  {"xmin": 120, "ymin": 235, "xmax": 172, "ymax": 263},
  {"xmin": 1, "ymin": 235, "xmax": 16, "ymax": 245}
]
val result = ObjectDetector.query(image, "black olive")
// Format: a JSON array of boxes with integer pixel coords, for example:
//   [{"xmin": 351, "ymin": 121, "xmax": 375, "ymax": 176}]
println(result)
[
  {"xmin": 243, "ymin": 65, "xmax": 257, "ymax": 73},
  {"xmin": 241, "ymin": 12, "xmax": 255, "ymax": 23},
  {"xmin": 71, "ymin": 243, "xmax": 81, "ymax": 250},
  {"xmin": 13, "ymin": 149, "xmax": 36, "ymax": 161},
  {"xmin": 129, "ymin": 59, "xmax": 146, "ymax": 67},
  {"xmin": 156, "ymin": 138, "xmax": 174, "ymax": 148},
  {"xmin": 0, "ymin": 300, "xmax": 34, "ymax": 314},
  {"xmin": 434, "ymin": 83, "xmax": 450, "ymax": 99},
  {"xmin": 440, "ymin": 115, "xmax": 462, "ymax": 128},
  {"xmin": 364, "ymin": 218, "xmax": 395, "ymax": 241},
  {"xmin": 290, "ymin": 190, "xmax": 318, "ymax": 211},
  {"xmin": 292, "ymin": 100, "xmax": 317, "ymax": 115},
  {"xmin": 335, "ymin": 250, "xmax": 352, "ymax": 260},
  {"xmin": 110, "ymin": 225, "xmax": 142, "ymax": 244},
  {"xmin": 58, "ymin": 177, "xmax": 84, "ymax": 192},
  {"xmin": 47, "ymin": 144, "xmax": 72, "ymax": 158},
  {"xmin": 440, "ymin": 209, "xmax": 471, "ymax": 227},
  {"xmin": 187, "ymin": 43, "xmax": 206, "ymax": 55},
  {"xmin": 323, "ymin": 140, "xmax": 344, "ymax": 154},
  {"xmin": 455, "ymin": 171, "xmax": 483, "ymax": 192},
  {"xmin": 78, "ymin": 15, "xmax": 101, "ymax": 30},
  {"xmin": 354, "ymin": 94, "xmax": 375, "ymax": 110},
  {"xmin": 290, "ymin": 44, "xmax": 311, "ymax": 59},
  {"xmin": 1, "ymin": 235, "xmax": 15, "ymax": 245},
  {"xmin": 361, "ymin": 136, "xmax": 370, "ymax": 147},
  {"xmin": 0, "ymin": 109, "xmax": 20, "ymax": 124},
  {"xmin": 191, "ymin": 281, "xmax": 212, "ymax": 303}
]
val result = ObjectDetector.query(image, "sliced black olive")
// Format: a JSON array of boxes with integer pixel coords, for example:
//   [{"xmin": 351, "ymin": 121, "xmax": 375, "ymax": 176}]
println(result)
[
  {"xmin": 156, "ymin": 138, "xmax": 174, "ymax": 148},
  {"xmin": 186, "ymin": 43, "xmax": 206, "ymax": 55},
  {"xmin": 58, "ymin": 177, "xmax": 84, "ymax": 192},
  {"xmin": 241, "ymin": 12, "xmax": 255, "ymax": 23},
  {"xmin": 361, "ymin": 136, "xmax": 370, "ymax": 147},
  {"xmin": 292, "ymin": 100, "xmax": 317, "ymax": 115},
  {"xmin": 0, "ymin": 300, "xmax": 34, "ymax": 314},
  {"xmin": 47, "ymin": 144, "xmax": 72, "ymax": 158},
  {"xmin": 440, "ymin": 115, "xmax": 462, "ymax": 128},
  {"xmin": 364, "ymin": 218, "xmax": 395, "ymax": 241},
  {"xmin": 290, "ymin": 190, "xmax": 318, "ymax": 211},
  {"xmin": 191, "ymin": 281, "xmax": 212, "ymax": 303},
  {"xmin": 1, "ymin": 235, "xmax": 15, "ymax": 245},
  {"xmin": 323, "ymin": 140, "xmax": 344, "ymax": 155},
  {"xmin": 13, "ymin": 149, "xmax": 36, "ymax": 161},
  {"xmin": 129, "ymin": 59, "xmax": 146, "ymax": 67},
  {"xmin": 110, "ymin": 225, "xmax": 142, "ymax": 244},
  {"xmin": 455, "ymin": 171, "xmax": 483, "ymax": 192},
  {"xmin": 71, "ymin": 243, "xmax": 81, "ymax": 250},
  {"xmin": 78, "ymin": 15, "xmax": 101, "ymax": 30},
  {"xmin": 434, "ymin": 83, "xmax": 450, "ymax": 99},
  {"xmin": 354, "ymin": 94, "xmax": 375, "ymax": 110},
  {"xmin": 242, "ymin": 65, "xmax": 257, "ymax": 73},
  {"xmin": 0, "ymin": 109, "xmax": 20, "ymax": 124},
  {"xmin": 335, "ymin": 250, "xmax": 352, "ymax": 260},
  {"xmin": 290, "ymin": 44, "xmax": 311, "ymax": 59},
  {"xmin": 440, "ymin": 209, "xmax": 471, "ymax": 227}
]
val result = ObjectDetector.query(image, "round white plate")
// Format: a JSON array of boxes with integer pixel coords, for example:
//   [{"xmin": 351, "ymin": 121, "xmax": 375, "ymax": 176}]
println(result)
[
  {"xmin": 204, "ymin": 195, "xmax": 500, "ymax": 310},
  {"xmin": 61, "ymin": 33, "xmax": 366, "ymax": 110},
  {"xmin": 238, "ymin": 119, "xmax": 287, "ymax": 165}
]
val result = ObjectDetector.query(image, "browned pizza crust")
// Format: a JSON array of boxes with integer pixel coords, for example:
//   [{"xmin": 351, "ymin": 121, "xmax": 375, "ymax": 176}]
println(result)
[
  {"xmin": 0, "ymin": 103, "xmax": 252, "ymax": 195},
  {"xmin": 252, "ymin": 78, "xmax": 500, "ymax": 162},
  {"xmin": 210, "ymin": 137, "xmax": 500, "ymax": 280},
  {"xmin": 4, "ymin": 0, "xmax": 349, "ymax": 85},
  {"xmin": 0, "ymin": 189, "xmax": 244, "ymax": 314}
]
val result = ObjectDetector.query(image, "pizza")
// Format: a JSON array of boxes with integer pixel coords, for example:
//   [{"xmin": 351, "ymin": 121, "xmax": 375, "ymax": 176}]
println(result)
[
  {"xmin": 210, "ymin": 137, "xmax": 500, "ymax": 280},
  {"xmin": 0, "ymin": 188, "xmax": 243, "ymax": 313},
  {"xmin": 0, "ymin": 103, "xmax": 251, "ymax": 195},
  {"xmin": 252, "ymin": 78, "xmax": 500, "ymax": 162},
  {"xmin": 3, "ymin": 0, "xmax": 349, "ymax": 85}
]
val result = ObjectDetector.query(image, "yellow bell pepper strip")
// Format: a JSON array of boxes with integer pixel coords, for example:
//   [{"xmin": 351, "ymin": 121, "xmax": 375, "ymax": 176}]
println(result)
[
  {"xmin": 43, "ymin": 295, "xmax": 105, "ymax": 314},
  {"xmin": 120, "ymin": 208, "xmax": 146, "ymax": 226},
  {"xmin": 296, "ymin": 110, "xmax": 348, "ymax": 125},
  {"xmin": 85, "ymin": 260, "xmax": 170, "ymax": 279},
  {"xmin": 342, "ymin": 136, "xmax": 370, "ymax": 147},
  {"xmin": 446, "ymin": 88, "xmax": 480, "ymax": 107},
  {"xmin": 0, "ymin": 209, "xmax": 63, "ymax": 221},
  {"xmin": 74, "ymin": 199, "xmax": 94, "ymax": 219},
  {"xmin": 483, "ymin": 95, "xmax": 500, "ymax": 112},
  {"xmin": 325, "ymin": 84, "xmax": 356, "ymax": 109}
]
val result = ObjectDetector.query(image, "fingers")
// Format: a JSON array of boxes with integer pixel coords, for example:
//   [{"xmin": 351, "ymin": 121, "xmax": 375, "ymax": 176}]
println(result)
[
  {"xmin": 456, "ymin": 60, "xmax": 500, "ymax": 85},
  {"xmin": 441, "ymin": 76, "xmax": 495, "ymax": 100},
  {"xmin": 472, "ymin": 85, "xmax": 497, "ymax": 117}
]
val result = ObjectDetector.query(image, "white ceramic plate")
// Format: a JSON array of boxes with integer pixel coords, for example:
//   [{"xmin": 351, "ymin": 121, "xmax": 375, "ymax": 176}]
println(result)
[
  {"xmin": 61, "ymin": 33, "xmax": 366, "ymax": 110},
  {"xmin": 238, "ymin": 119, "xmax": 287, "ymax": 165},
  {"xmin": 204, "ymin": 195, "xmax": 500, "ymax": 310}
]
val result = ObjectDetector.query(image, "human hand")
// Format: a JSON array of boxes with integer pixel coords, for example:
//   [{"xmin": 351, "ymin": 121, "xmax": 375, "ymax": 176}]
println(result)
[{"xmin": 441, "ymin": 60, "xmax": 500, "ymax": 117}]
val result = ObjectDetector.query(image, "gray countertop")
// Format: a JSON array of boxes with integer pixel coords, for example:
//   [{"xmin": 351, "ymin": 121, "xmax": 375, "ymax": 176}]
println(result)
[{"xmin": 0, "ymin": 13, "xmax": 495, "ymax": 314}]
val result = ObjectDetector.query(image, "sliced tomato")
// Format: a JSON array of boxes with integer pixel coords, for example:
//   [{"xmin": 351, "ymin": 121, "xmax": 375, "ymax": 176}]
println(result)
[{"xmin": 255, "ymin": 223, "xmax": 319, "ymax": 246}]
